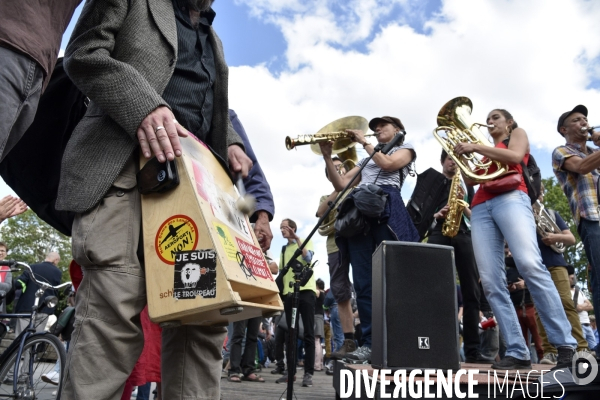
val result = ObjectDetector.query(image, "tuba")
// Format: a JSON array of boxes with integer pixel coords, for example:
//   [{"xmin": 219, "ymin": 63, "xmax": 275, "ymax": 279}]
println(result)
[
  {"xmin": 442, "ymin": 173, "xmax": 469, "ymax": 238},
  {"xmin": 434, "ymin": 97, "xmax": 508, "ymax": 182},
  {"xmin": 532, "ymin": 201, "xmax": 565, "ymax": 253},
  {"xmin": 287, "ymin": 117, "xmax": 367, "ymax": 237}
]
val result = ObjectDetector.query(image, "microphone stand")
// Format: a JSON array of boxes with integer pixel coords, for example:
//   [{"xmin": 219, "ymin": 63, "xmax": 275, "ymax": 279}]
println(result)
[{"xmin": 281, "ymin": 132, "xmax": 405, "ymax": 400}]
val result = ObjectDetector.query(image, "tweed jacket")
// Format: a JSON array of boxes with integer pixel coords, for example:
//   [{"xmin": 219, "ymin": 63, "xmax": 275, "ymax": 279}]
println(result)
[{"xmin": 58, "ymin": 0, "xmax": 242, "ymax": 213}]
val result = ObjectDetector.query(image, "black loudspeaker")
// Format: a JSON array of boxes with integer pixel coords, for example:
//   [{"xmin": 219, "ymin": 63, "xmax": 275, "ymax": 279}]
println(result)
[{"xmin": 372, "ymin": 241, "xmax": 460, "ymax": 371}]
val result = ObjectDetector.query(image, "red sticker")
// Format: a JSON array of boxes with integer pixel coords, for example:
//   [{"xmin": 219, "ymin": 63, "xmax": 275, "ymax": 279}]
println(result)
[{"xmin": 235, "ymin": 238, "xmax": 273, "ymax": 281}]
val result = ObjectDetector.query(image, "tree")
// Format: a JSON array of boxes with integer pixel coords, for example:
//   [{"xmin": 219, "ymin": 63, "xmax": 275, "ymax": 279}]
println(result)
[
  {"xmin": 0, "ymin": 210, "xmax": 72, "ymax": 312},
  {"xmin": 541, "ymin": 177, "xmax": 589, "ymax": 286}
]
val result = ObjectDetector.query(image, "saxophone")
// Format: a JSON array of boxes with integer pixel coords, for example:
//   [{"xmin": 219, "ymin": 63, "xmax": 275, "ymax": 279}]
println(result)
[{"xmin": 442, "ymin": 173, "xmax": 469, "ymax": 238}]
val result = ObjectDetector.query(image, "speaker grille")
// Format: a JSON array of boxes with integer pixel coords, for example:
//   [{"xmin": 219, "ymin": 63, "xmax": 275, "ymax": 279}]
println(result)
[{"xmin": 372, "ymin": 241, "xmax": 460, "ymax": 370}]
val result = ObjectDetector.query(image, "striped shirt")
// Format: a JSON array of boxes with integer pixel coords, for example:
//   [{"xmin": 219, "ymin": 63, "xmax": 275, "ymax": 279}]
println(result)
[
  {"xmin": 357, "ymin": 143, "xmax": 416, "ymax": 188},
  {"xmin": 552, "ymin": 143, "xmax": 600, "ymax": 225}
]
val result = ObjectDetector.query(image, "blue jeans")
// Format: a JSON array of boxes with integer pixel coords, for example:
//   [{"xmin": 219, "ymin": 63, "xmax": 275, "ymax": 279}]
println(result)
[
  {"xmin": 583, "ymin": 324, "xmax": 597, "ymax": 351},
  {"xmin": 329, "ymin": 305, "xmax": 344, "ymax": 352},
  {"xmin": 347, "ymin": 222, "xmax": 396, "ymax": 348},
  {"xmin": 579, "ymin": 218, "xmax": 600, "ymax": 353},
  {"xmin": 471, "ymin": 190, "xmax": 576, "ymax": 360}
]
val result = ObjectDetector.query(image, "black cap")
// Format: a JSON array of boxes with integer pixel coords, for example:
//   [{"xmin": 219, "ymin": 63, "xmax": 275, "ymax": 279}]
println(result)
[
  {"xmin": 557, "ymin": 105, "xmax": 588, "ymax": 135},
  {"xmin": 369, "ymin": 116, "xmax": 405, "ymax": 132},
  {"xmin": 566, "ymin": 264, "xmax": 575, "ymax": 275}
]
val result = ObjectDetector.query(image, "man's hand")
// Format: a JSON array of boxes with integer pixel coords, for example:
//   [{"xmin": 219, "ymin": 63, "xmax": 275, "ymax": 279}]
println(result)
[
  {"xmin": 0, "ymin": 196, "xmax": 28, "ymax": 222},
  {"xmin": 253, "ymin": 211, "xmax": 273, "ymax": 251},
  {"xmin": 228, "ymin": 145, "xmax": 253, "ymax": 178},
  {"xmin": 137, "ymin": 106, "xmax": 189, "ymax": 162}
]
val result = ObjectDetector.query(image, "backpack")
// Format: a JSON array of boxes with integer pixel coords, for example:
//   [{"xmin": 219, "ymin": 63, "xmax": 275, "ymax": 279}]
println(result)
[
  {"xmin": 502, "ymin": 138, "xmax": 541, "ymax": 205},
  {"xmin": 406, "ymin": 168, "xmax": 448, "ymax": 240}
]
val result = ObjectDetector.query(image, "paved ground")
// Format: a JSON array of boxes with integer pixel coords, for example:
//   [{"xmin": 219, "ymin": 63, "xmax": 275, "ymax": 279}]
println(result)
[{"xmin": 220, "ymin": 365, "xmax": 337, "ymax": 400}]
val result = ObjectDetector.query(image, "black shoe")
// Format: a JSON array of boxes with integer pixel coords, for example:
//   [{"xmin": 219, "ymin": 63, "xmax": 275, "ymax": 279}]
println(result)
[
  {"xmin": 271, "ymin": 366, "xmax": 285, "ymax": 375},
  {"xmin": 492, "ymin": 356, "xmax": 532, "ymax": 370},
  {"xmin": 551, "ymin": 347, "xmax": 574, "ymax": 371},
  {"xmin": 465, "ymin": 354, "xmax": 493, "ymax": 364}
]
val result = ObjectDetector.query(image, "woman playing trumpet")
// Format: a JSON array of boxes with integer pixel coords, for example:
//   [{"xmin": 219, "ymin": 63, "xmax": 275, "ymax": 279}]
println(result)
[
  {"xmin": 454, "ymin": 109, "xmax": 576, "ymax": 370},
  {"xmin": 319, "ymin": 116, "xmax": 419, "ymax": 363}
]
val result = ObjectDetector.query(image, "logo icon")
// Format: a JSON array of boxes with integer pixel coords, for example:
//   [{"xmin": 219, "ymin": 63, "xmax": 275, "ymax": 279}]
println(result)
[
  {"xmin": 418, "ymin": 337, "xmax": 430, "ymax": 349},
  {"xmin": 157, "ymin": 170, "xmax": 166, "ymax": 182},
  {"xmin": 155, "ymin": 215, "xmax": 199, "ymax": 264},
  {"xmin": 571, "ymin": 351, "xmax": 598, "ymax": 385}
]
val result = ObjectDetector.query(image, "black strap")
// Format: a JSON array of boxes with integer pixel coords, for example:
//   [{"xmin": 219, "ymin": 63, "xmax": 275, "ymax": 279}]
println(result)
[{"xmin": 573, "ymin": 286, "xmax": 580, "ymax": 309}]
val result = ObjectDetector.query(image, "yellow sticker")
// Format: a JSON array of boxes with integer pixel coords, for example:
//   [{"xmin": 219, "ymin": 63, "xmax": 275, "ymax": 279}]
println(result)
[
  {"xmin": 213, "ymin": 222, "xmax": 238, "ymax": 261},
  {"xmin": 155, "ymin": 215, "xmax": 199, "ymax": 265}
]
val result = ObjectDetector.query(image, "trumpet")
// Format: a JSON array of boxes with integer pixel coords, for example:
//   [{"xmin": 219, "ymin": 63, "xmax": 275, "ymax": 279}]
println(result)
[{"xmin": 285, "ymin": 131, "xmax": 377, "ymax": 150}]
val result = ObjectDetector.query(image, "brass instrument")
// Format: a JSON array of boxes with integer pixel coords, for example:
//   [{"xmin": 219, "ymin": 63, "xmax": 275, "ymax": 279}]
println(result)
[
  {"xmin": 442, "ymin": 173, "xmax": 469, "ymax": 237},
  {"xmin": 532, "ymin": 200, "xmax": 565, "ymax": 253},
  {"xmin": 434, "ymin": 97, "xmax": 509, "ymax": 183},
  {"xmin": 285, "ymin": 116, "xmax": 371, "ymax": 156},
  {"xmin": 292, "ymin": 117, "xmax": 367, "ymax": 236}
]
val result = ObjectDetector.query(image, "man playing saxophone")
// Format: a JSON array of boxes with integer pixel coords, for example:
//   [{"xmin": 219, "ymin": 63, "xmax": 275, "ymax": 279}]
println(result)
[{"xmin": 425, "ymin": 150, "xmax": 482, "ymax": 363}]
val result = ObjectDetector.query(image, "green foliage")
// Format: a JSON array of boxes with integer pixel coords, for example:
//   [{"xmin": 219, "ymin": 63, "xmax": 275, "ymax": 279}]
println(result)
[
  {"xmin": 0, "ymin": 210, "xmax": 72, "ymax": 314},
  {"xmin": 541, "ymin": 177, "xmax": 589, "ymax": 286}
]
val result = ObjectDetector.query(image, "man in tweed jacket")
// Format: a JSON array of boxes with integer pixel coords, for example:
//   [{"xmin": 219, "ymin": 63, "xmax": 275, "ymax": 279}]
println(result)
[{"xmin": 60, "ymin": 1, "xmax": 252, "ymax": 399}]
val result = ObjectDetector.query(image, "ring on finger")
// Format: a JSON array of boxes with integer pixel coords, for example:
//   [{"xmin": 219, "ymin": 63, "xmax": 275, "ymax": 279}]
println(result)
[{"xmin": 155, "ymin": 126, "xmax": 165, "ymax": 133}]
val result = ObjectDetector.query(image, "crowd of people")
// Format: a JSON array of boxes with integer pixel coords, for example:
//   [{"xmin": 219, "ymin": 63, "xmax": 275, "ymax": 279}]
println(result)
[{"xmin": 1, "ymin": 0, "xmax": 600, "ymax": 399}]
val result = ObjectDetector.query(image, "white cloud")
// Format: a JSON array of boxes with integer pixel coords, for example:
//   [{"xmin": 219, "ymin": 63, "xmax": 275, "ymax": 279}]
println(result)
[{"xmin": 228, "ymin": 0, "xmax": 600, "ymax": 286}]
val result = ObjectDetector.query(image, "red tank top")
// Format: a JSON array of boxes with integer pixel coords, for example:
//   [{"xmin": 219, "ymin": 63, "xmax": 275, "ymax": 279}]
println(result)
[{"xmin": 471, "ymin": 141, "xmax": 529, "ymax": 208}]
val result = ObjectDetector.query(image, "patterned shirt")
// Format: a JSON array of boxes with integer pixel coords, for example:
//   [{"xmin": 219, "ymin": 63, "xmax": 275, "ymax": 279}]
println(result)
[{"xmin": 552, "ymin": 143, "xmax": 600, "ymax": 225}]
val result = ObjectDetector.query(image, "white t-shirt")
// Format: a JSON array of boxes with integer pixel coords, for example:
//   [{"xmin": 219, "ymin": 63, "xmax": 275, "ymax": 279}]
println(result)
[
  {"xmin": 572, "ymin": 288, "xmax": 591, "ymax": 324},
  {"xmin": 357, "ymin": 143, "xmax": 415, "ymax": 188}
]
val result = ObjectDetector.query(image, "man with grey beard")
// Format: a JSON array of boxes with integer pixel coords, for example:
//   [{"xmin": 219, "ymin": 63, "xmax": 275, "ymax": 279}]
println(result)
[{"xmin": 61, "ymin": 1, "xmax": 252, "ymax": 399}]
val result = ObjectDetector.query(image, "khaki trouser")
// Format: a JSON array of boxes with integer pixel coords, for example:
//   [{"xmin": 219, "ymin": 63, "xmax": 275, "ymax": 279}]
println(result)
[
  {"xmin": 62, "ymin": 157, "xmax": 226, "ymax": 400},
  {"xmin": 536, "ymin": 266, "xmax": 588, "ymax": 354}
]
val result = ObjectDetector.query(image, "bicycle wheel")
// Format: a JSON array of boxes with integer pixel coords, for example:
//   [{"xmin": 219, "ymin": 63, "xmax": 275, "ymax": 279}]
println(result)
[{"xmin": 0, "ymin": 334, "xmax": 66, "ymax": 400}]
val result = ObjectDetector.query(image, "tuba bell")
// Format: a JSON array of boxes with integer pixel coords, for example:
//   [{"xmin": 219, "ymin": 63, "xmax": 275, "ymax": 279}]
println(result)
[{"xmin": 434, "ymin": 97, "xmax": 509, "ymax": 183}]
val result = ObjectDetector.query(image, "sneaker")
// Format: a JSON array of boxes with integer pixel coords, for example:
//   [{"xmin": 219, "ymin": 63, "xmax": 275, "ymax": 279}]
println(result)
[
  {"xmin": 551, "ymin": 347, "xmax": 574, "ymax": 371},
  {"xmin": 275, "ymin": 374, "xmax": 295, "ymax": 384},
  {"xmin": 345, "ymin": 346, "xmax": 372, "ymax": 364},
  {"xmin": 331, "ymin": 339, "xmax": 357, "ymax": 360},
  {"xmin": 540, "ymin": 353, "xmax": 558, "ymax": 365},
  {"xmin": 491, "ymin": 356, "xmax": 532, "ymax": 370},
  {"xmin": 41, "ymin": 370, "xmax": 60, "ymax": 386},
  {"xmin": 302, "ymin": 373, "xmax": 313, "ymax": 387},
  {"xmin": 270, "ymin": 366, "xmax": 286, "ymax": 375}
]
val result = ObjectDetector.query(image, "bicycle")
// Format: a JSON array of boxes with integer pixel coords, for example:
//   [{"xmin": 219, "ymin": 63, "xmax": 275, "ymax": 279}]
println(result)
[{"xmin": 0, "ymin": 260, "xmax": 72, "ymax": 399}]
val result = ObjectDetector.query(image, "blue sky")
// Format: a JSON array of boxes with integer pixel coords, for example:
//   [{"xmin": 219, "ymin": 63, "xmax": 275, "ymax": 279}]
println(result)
[{"xmin": 7, "ymin": 0, "xmax": 600, "ymax": 285}]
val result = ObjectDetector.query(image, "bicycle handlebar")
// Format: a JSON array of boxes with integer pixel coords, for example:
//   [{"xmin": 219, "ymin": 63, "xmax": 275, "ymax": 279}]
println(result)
[{"xmin": 0, "ymin": 260, "xmax": 72, "ymax": 291}]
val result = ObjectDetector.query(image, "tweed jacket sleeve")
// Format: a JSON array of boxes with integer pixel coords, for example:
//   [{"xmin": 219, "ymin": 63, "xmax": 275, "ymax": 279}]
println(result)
[{"xmin": 64, "ymin": 0, "xmax": 171, "ymax": 138}]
